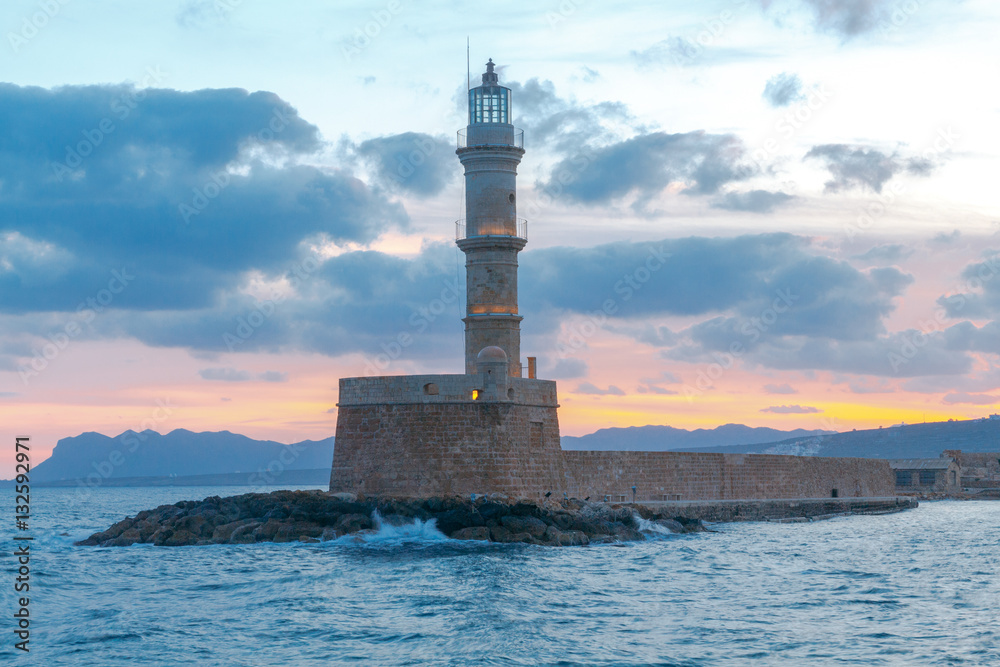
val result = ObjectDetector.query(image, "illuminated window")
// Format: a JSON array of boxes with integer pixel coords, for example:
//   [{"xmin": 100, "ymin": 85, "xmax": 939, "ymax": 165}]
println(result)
[{"xmin": 471, "ymin": 390, "xmax": 479, "ymax": 400}]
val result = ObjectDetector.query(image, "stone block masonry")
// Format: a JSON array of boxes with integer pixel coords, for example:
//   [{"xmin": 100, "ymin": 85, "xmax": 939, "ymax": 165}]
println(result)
[{"xmin": 331, "ymin": 375, "xmax": 896, "ymax": 500}]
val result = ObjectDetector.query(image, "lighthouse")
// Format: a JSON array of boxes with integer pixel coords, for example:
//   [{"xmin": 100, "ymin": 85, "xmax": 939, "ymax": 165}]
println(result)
[{"xmin": 456, "ymin": 59, "xmax": 527, "ymax": 378}]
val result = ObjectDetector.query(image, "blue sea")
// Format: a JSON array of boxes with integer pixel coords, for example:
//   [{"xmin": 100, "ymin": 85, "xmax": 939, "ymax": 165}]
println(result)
[{"xmin": 1, "ymin": 486, "xmax": 998, "ymax": 666}]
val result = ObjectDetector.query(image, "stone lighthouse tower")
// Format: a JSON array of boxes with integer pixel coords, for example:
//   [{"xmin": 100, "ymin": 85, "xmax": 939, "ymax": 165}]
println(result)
[{"xmin": 456, "ymin": 59, "xmax": 526, "ymax": 378}]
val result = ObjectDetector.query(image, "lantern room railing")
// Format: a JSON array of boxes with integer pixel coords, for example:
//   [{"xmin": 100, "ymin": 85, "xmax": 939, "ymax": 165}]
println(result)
[
  {"xmin": 457, "ymin": 127, "xmax": 524, "ymax": 150},
  {"xmin": 455, "ymin": 218, "xmax": 527, "ymax": 241}
]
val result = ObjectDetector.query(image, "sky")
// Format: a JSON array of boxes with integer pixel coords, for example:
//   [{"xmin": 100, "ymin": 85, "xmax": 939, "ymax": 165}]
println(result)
[{"xmin": 2, "ymin": 0, "xmax": 1000, "ymax": 472}]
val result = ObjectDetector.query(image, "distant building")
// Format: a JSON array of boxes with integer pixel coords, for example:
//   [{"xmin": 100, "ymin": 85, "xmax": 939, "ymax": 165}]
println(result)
[
  {"xmin": 943, "ymin": 450, "xmax": 1000, "ymax": 491},
  {"xmin": 889, "ymin": 458, "xmax": 961, "ymax": 493}
]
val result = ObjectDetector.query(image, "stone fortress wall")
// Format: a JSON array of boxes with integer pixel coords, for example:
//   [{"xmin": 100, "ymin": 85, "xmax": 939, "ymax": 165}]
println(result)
[{"xmin": 330, "ymin": 376, "xmax": 895, "ymax": 500}]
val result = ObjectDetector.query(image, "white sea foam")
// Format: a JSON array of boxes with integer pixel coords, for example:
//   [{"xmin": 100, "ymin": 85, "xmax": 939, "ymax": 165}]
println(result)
[
  {"xmin": 331, "ymin": 510, "xmax": 450, "ymax": 544},
  {"xmin": 634, "ymin": 513, "xmax": 679, "ymax": 538}
]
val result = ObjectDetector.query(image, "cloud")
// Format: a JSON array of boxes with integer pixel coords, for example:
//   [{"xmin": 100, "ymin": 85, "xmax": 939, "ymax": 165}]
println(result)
[
  {"xmin": 575, "ymin": 382, "xmax": 625, "ymax": 396},
  {"xmin": 176, "ymin": 0, "xmax": 231, "ymax": 28},
  {"xmin": 764, "ymin": 383, "xmax": 798, "ymax": 394},
  {"xmin": 259, "ymin": 371, "xmax": 288, "ymax": 383},
  {"xmin": 763, "ymin": 73, "xmax": 805, "ymax": 107},
  {"xmin": 199, "ymin": 367, "xmax": 251, "ymax": 382},
  {"xmin": 538, "ymin": 131, "xmax": 756, "ymax": 207},
  {"xmin": 547, "ymin": 358, "xmax": 588, "ymax": 379},
  {"xmin": 942, "ymin": 392, "xmax": 998, "ymax": 405},
  {"xmin": 929, "ymin": 230, "xmax": 962, "ymax": 247},
  {"xmin": 760, "ymin": 405, "xmax": 822, "ymax": 414},
  {"xmin": 506, "ymin": 78, "xmax": 633, "ymax": 152},
  {"xmin": 640, "ymin": 371, "xmax": 682, "ymax": 385},
  {"xmin": 851, "ymin": 244, "xmax": 914, "ymax": 265},
  {"xmin": 0, "ymin": 82, "xmax": 407, "ymax": 315},
  {"xmin": 630, "ymin": 37, "xmax": 766, "ymax": 70},
  {"xmin": 937, "ymin": 254, "xmax": 1000, "ymax": 319},
  {"xmin": 636, "ymin": 384, "xmax": 678, "ymax": 395},
  {"xmin": 712, "ymin": 189, "xmax": 795, "ymax": 213},
  {"xmin": 757, "ymin": 0, "xmax": 897, "ymax": 39},
  {"xmin": 805, "ymin": 144, "xmax": 936, "ymax": 193},
  {"xmin": 348, "ymin": 132, "xmax": 454, "ymax": 196}
]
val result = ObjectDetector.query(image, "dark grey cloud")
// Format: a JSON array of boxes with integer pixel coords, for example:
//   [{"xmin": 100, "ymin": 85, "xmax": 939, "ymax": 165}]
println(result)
[
  {"xmin": 805, "ymin": 144, "xmax": 936, "ymax": 193},
  {"xmin": 747, "ymin": 332, "xmax": 972, "ymax": 377},
  {"xmin": 937, "ymin": 254, "xmax": 1000, "ymax": 319},
  {"xmin": 763, "ymin": 73, "xmax": 805, "ymax": 107},
  {"xmin": 756, "ymin": 0, "xmax": 897, "ymax": 39},
  {"xmin": 539, "ymin": 131, "xmax": 756, "ymax": 206},
  {"xmin": 760, "ymin": 405, "xmax": 821, "ymax": 414},
  {"xmin": 507, "ymin": 78, "xmax": 634, "ymax": 154},
  {"xmin": 712, "ymin": 189, "xmax": 795, "ymax": 213},
  {"xmin": 929, "ymin": 230, "xmax": 962, "ymax": 247},
  {"xmin": 0, "ymin": 83, "xmax": 407, "ymax": 315},
  {"xmin": 851, "ymin": 243, "xmax": 914, "ymax": 265},
  {"xmin": 349, "ymin": 132, "xmax": 454, "ymax": 197}
]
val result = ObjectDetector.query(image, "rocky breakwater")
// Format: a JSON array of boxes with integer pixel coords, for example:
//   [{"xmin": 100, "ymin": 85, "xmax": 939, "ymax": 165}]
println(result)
[{"xmin": 74, "ymin": 490, "xmax": 705, "ymax": 548}]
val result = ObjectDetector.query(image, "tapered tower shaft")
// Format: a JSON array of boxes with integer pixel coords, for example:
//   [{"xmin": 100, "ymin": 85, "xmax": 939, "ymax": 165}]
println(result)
[{"xmin": 456, "ymin": 59, "xmax": 527, "ymax": 377}]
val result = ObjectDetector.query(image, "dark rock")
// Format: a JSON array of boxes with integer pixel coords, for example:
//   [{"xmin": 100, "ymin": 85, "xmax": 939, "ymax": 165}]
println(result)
[
  {"xmin": 558, "ymin": 530, "xmax": 589, "ymax": 546},
  {"xmin": 335, "ymin": 513, "xmax": 373, "ymax": 533},
  {"xmin": 435, "ymin": 508, "xmax": 484, "ymax": 535},
  {"xmin": 451, "ymin": 526, "xmax": 490, "ymax": 541},
  {"xmin": 212, "ymin": 520, "xmax": 248, "ymax": 543},
  {"xmin": 500, "ymin": 515, "xmax": 547, "ymax": 537},
  {"xmin": 228, "ymin": 522, "xmax": 260, "ymax": 544}
]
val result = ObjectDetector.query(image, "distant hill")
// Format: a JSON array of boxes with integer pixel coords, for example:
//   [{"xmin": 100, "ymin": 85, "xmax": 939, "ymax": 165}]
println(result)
[
  {"xmin": 560, "ymin": 424, "xmax": 835, "ymax": 451},
  {"xmin": 689, "ymin": 418, "xmax": 1000, "ymax": 459},
  {"xmin": 30, "ymin": 429, "xmax": 335, "ymax": 484}
]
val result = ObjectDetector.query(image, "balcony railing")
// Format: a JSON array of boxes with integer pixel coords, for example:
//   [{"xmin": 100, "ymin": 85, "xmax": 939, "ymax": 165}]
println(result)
[
  {"xmin": 456, "ymin": 218, "xmax": 528, "ymax": 241},
  {"xmin": 457, "ymin": 127, "xmax": 524, "ymax": 149}
]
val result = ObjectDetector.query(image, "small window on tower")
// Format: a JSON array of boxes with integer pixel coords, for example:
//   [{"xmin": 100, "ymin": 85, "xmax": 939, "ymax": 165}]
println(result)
[{"xmin": 508, "ymin": 193, "xmax": 515, "ymax": 203}]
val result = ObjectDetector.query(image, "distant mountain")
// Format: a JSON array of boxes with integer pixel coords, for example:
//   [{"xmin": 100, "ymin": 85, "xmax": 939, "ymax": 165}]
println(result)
[
  {"xmin": 690, "ymin": 418, "xmax": 1000, "ymax": 459},
  {"xmin": 31, "ymin": 429, "xmax": 335, "ymax": 483},
  {"xmin": 560, "ymin": 424, "xmax": 835, "ymax": 451}
]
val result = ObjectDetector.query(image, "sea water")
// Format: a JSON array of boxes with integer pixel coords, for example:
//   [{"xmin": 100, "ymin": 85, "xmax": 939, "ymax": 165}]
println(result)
[{"xmin": 1, "ymin": 486, "xmax": 998, "ymax": 666}]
